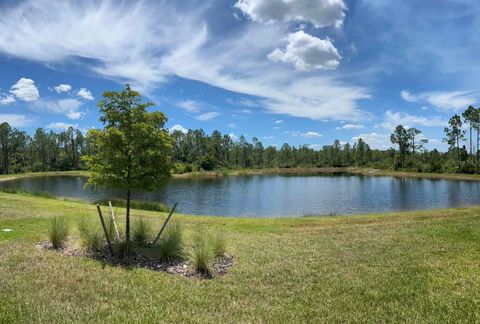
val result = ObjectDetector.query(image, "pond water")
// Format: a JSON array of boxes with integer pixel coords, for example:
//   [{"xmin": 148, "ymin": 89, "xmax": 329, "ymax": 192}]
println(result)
[{"xmin": 2, "ymin": 174, "xmax": 480, "ymax": 217}]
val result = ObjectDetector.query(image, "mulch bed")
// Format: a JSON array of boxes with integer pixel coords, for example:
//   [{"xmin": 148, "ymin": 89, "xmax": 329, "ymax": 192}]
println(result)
[{"xmin": 37, "ymin": 241, "xmax": 234, "ymax": 279}]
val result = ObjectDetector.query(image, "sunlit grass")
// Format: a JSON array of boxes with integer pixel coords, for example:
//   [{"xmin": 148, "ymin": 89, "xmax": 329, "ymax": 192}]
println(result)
[{"xmin": 2, "ymin": 191, "xmax": 480, "ymax": 322}]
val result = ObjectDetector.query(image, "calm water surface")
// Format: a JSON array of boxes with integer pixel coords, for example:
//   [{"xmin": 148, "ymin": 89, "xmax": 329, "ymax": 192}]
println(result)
[{"xmin": 2, "ymin": 174, "xmax": 480, "ymax": 217}]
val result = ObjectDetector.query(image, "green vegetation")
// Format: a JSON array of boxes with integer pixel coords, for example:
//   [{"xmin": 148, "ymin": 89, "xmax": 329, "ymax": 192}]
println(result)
[
  {"xmin": 95, "ymin": 198, "xmax": 170, "ymax": 212},
  {"xmin": 3, "ymin": 104, "xmax": 480, "ymax": 178},
  {"xmin": 76, "ymin": 217, "xmax": 103, "ymax": 251},
  {"xmin": 191, "ymin": 228, "xmax": 216, "ymax": 276},
  {"xmin": 2, "ymin": 192, "xmax": 480, "ymax": 321},
  {"xmin": 47, "ymin": 216, "xmax": 69, "ymax": 249},
  {"xmin": 84, "ymin": 85, "xmax": 173, "ymax": 246},
  {"xmin": 132, "ymin": 217, "xmax": 151, "ymax": 245},
  {"xmin": 154, "ymin": 221, "xmax": 186, "ymax": 262}
]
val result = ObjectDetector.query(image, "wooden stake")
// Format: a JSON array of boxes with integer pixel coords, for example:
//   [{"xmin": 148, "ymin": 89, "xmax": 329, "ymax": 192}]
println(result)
[
  {"xmin": 152, "ymin": 202, "xmax": 178, "ymax": 245},
  {"xmin": 108, "ymin": 201, "xmax": 121, "ymax": 241},
  {"xmin": 96, "ymin": 205, "xmax": 114, "ymax": 256}
]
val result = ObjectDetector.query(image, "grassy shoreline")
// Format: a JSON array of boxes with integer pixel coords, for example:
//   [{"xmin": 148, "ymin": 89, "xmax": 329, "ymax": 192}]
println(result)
[
  {"xmin": 1, "ymin": 191, "xmax": 480, "ymax": 321},
  {"xmin": 3, "ymin": 167, "xmax": 480, "ymax": 182}
]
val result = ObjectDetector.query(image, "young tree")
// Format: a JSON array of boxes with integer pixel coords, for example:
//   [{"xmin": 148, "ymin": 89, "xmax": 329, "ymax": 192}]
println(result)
[
  {"xmin": 444, "ymin": 114, "xmax": 465, "ymax": 169},
  {"xmin": 407, "ymin": 127, "xmax": 426, "ymax": 165},
  {"xmin": 84, "ymin": 85, "xmax": 173, "ymax": 247}
]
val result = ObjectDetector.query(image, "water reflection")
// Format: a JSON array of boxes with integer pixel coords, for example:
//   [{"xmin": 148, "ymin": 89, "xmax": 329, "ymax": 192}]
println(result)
[{"xmin": 1, "ymin": 174, "xmax": 480, "ymax": 217}]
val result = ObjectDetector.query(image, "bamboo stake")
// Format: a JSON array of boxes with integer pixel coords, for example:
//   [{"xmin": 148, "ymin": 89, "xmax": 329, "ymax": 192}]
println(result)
[
  {"xmin": 96, "ymin": 205, "xmax": 114, "ymax": 256},
  {"xmin": 108, "ymin": 201, "xmax": 121, "ymax": 241},
  {"xmin": 152, "ymin": 202, "xmax": 178, "ymax": 245}
]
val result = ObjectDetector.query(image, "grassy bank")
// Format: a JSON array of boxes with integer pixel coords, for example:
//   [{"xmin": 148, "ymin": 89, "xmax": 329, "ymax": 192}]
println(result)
[{"xmin": 1, "ymin": 191, "xmax": 480, "ymax": 322}]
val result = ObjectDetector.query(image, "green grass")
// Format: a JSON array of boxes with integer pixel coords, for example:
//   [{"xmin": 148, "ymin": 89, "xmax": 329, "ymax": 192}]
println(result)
[
  {"xmin": 2, "ymin": 191, "xmax": 480, "ymax": 321},
  {"xmin": 95, "ymin": 198, "xmax": 170, "ymax": 212},
  {"xmin": 191, "ymin": 227, "xmax": 215, "ymax": 276},
  {"xmin": 48, "ymin": 216, "xmax": 69, "ymax": 249},
  {"xmin": 154, "ymin": 221, "xmax": 186, "ymax": 262}
]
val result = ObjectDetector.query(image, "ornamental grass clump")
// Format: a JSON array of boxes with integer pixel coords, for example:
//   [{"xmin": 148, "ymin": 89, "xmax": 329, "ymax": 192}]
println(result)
[
  {"xmin": 191, "ymin": 228, "xmax": 215, "ymax": 276},
  {"xmin": 155, "ymin": 221, "xmax": 185, "ymax": 262},
  {"xmin": 211, "ymin": 231, "xmax": 226, "ymax": 258},
  {"xmin": 132, "ymin": 217, "xmax": 151, "ymax": 245},
  {"xmin": 77, "ymin": 217, "xmax": 103, "ymax": 251},
  {"xmin": 48, "ymin": 216, "xmax": 69, "ymax": 249}
]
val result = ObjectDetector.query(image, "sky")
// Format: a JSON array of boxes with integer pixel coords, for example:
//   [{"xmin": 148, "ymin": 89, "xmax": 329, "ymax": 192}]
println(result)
[{"xmin": 0, "ymin": 0, "xmax": 479, "ymax": 151}]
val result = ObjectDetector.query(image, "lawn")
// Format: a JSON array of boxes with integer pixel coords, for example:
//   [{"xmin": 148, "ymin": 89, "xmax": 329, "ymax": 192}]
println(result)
[{"xmin": 1, "ymin": 190, "xmax": 480, "ymax": 322}]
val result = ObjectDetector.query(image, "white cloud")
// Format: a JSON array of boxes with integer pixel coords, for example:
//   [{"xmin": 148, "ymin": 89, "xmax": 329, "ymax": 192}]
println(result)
[
  {"xmin": 234, "ymin": 0, "xmax": 347, "ymax": 28},
  {"xmin": 275, "ymin": 119, "xmax": 283, "ymax": 124},
  {"xmin": 0, "ymin": 114, "xmax": 35, "ymax": 127},
  {"xmin": 268, "ymin": 30, "xmax": 341, "ymax": 71},
  {"xmin": 380, "ymin": 110, "xmax": 446, "ymax": 130},
  {"xmin": 46, "ymin": 122, "xmax": 78, "ymax": 130},
  {"xmin": 77, "ymin": 88, "xmax": 94, "ymax": 100},
  {"xmin": 336, "ymin": 123, "xmax": 364, "ymax": 130},
  {"xmin": 240, "ymin": 108, "xmax": 252, "ymax": 114},
  {"xmin": 34, "ymin": 98, "xmax": 84, "ymax": 119},
  {"xmin": 9, "ymin": 78, "xmax": 39, "ymax": 102},
  {"xmin": 286, "ymin": 130, "xmax": 322, "ymax": 138},
  {"xmin": 229, "ymin": 133, "xmax": 238, "ymax": 141},
  {"xmin": 177, "ymin": 100, "xmax": 202, "ymax": 113},
  {"xmin": 353, "ymin": 132, "xmax": 391, "ymax": 150},
  {"xmin": 54, "ymin": 84, "xmax": 71, "ymax": 93},
  {"xmin": 0, "ymin": 1, "xmax": 369, "ymax": 121},
  {"xmin": 66, "ymin": 110, "xmax": 83, "ymax": 120},
  {"xmin": 170, "ymin": 124, "xmax": 188, "ymax": 134},
  {"xmin": 195, "ymin": 111, "xmax": 220, "ymax": 121},
  {"xmin": 0, "ymin": 94, "xmax": 15, "ymax": 105},
  {"xmin": 401, "ymin": 90, "xmax": 477, "ymax": 112}
]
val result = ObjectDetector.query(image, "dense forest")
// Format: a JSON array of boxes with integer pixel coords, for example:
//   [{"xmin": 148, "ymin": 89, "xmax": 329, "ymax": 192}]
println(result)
[{"xmin": 0, "ymin": 105, "xmax": 479, "ymax": 175}]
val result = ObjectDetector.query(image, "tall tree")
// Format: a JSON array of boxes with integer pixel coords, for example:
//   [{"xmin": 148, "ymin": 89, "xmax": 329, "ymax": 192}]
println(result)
[
  {"xmin": 0, "ymin": 122, "xmax": 12, "ymax": 174},
  {"xmin": 462, "ymin": 106, "xmax": 476, "ymax": 156},
  {"xmin": 84, "ymin": 85, "xmax": 173, "ymax": 248},
  {"xmin": 390, "ymin": 125, "xmax": 410, "ymax": 168},
  {"xmin": 444, "ymin": 114, "xmax": 465, "ymax": 169}
]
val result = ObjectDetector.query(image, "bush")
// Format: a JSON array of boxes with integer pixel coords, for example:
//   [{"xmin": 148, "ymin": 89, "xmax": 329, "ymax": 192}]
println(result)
[
  {"xmin": 133, "ymin": 218, "xmax": 151, "ymax": 245},
  {"xmin": 191, "ymin": 228, "xmax": 215, "ymax": 276},
  {"xmin": 48, "ymin": 216, "xmax": 69, "ymax": 249},
  {"xmin": 77, "ymin": 217, "xmax": 103, "ymax": 251},
  {"xmin": 155, "ymin": 221, "xmax": 185, "ymax": 262},
  {"xmin": 95, "ymin": 198, "xmax": 170, "ymax": 212}
]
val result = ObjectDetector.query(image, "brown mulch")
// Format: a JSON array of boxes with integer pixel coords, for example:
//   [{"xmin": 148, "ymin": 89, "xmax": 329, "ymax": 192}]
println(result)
[{"xmin": 37, "ymin": 241, "xmax": 234, "ymax": 279}]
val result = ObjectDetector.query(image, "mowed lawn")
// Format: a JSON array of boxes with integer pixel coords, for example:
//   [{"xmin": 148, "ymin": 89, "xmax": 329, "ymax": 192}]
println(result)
[{"xmin": 1, "ymin": 191, "xmax": 480, "ymax": 322}]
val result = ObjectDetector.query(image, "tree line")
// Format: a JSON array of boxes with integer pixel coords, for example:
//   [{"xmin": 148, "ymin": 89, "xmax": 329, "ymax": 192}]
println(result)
[{"xmin": 0, "ymin": 105, "xmax": 479, "ymax": 175}]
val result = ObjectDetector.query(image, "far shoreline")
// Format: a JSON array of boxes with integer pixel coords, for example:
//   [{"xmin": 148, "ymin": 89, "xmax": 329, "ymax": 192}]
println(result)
[{"xmin": 3, "ymin": 167, "xmax": 480, "ymax": 183}]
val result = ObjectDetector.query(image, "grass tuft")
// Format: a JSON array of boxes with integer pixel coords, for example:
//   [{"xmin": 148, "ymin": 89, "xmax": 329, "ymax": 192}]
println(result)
[
  {"xmin": 132, "ymin": 217, "xmax": 151, "ymax": 245},
  {"xmin": 154, "ymin": 221, "xmax": 185, "ymax": 262},
  {"xmin": 191, "ymin": 228, "xmax": 215, "ymax": 276},
  {"xmin": 211, "ymin": 231, "xmax": 226, "ymax": 258},
  {"xmin": 48, "ymin": 216, "xmax": 69, "ymax": 249},
  {"xmin": 77, "ymin": 217, "xmax": 103, "ymax": 251}
]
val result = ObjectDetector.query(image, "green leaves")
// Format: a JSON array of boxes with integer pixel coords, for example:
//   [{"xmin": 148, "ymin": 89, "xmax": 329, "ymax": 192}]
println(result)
[{"xmin": 84, "ymin": 85, "xmax": 173, "ymax": 192}]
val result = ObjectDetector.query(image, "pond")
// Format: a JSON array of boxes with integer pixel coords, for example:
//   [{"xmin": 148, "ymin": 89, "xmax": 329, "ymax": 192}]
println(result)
[{"xmin": 2, "ymin": 174, "xmax": 480, "ymax": 217}]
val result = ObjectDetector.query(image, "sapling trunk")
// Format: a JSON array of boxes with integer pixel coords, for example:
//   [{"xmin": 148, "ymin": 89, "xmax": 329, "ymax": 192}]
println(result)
[{"xmin": 126, "ymin": 189, "xmax": 131, "ymax": 245}]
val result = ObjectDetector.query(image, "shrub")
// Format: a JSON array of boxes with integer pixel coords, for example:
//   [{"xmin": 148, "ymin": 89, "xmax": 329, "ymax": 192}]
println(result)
[
  {"xmin": 133, "ymin": 218, "xmax": 151, "ymax": 245},
  {"xmin": 191, "ymin": 228, "xmax": 215, "ymax": 276},
  {"xmin": 48, "ymin": 216, "xmax": 69, "ymax": 249},
  {"xmin": 95, "ymin": 198, "xmax": 170, "ymax": 212},
  {"xmin": 155, "ymin": 221, "xmax": 185, "ymax": 262},
  {"xmin": 77, "ymin": 217, "xmax": 103, "ymax": 251}
]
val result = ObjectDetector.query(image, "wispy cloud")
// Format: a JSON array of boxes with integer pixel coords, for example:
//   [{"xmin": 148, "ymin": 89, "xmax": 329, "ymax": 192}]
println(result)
[
  {"xmin": 401, "ymin": 90, "xmax": 478, "ymax": 112},
  {"xmin": 380, "ymin": 110, "xmax": 445, "ymax": 130},
  {"xmin": 0, "ymin": 114, "xmax": 35, "ymax": 127},
  {"xmin": 0, "ymin": 0, "xmax": 369, "ymax": 121}
]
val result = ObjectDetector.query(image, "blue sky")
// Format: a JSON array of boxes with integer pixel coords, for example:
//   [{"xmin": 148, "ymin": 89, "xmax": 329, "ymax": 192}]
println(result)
[{"xmin": 1, "ymin": 0, "xmax": 479, "ymax": 151}]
